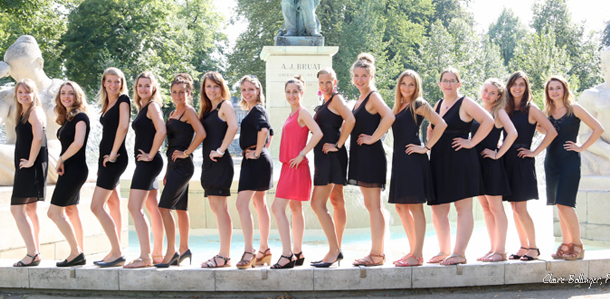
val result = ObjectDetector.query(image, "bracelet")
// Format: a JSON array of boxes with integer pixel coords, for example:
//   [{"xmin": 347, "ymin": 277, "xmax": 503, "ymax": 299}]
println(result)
[
  {"xmin": 253, "ymin": 153, "xmax": 260, "ymax": 159},
  {"xmin": 425, "ymin": 145, "xmax": 430, "ymax": 151},
  {"xmin": 183, "ymin": 151, "xmax": 189, "ymax": 157},
  {"xmin": 58, "ymin": 156, "xmax": 64, "ymax": 163},
  {"xmin": 108, "ymin": 157, "xmax": 116, "ymax": 163},
  {"xmin": 216, "ymin": 148, "xmax": 225, "ymax": 155},
  {"xmin": 334, "ymin": 142, "xmax": 340, "ymax": 149},
  {"xmin": 299, "ymin": 151, "xmax": 305, "ymax": 157}
]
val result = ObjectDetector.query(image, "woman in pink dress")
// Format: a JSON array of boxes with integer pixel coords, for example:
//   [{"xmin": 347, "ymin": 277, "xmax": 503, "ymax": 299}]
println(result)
[{"xmin": 270, "ymin": 75, "xmax": 322, "ymax": 269}]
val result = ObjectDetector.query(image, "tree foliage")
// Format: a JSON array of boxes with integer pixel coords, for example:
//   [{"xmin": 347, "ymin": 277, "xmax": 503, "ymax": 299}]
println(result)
[
  {"xmin": 602, "ymin": 20, "xmax": 610, "ymax": 48},
  {"xmin": 488, "ymin": 8, "xmax": 527, "ymax": 66}
]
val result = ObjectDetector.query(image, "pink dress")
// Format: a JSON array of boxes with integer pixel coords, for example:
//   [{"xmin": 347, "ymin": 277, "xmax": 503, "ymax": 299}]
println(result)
[{"xmin": 275, "ymin": 108, "xmax": 312, "ymax": 201}]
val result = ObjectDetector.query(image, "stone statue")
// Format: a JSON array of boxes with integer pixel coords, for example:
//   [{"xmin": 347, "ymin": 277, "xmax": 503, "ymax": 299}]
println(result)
[
  {"xmin": 0, "ymin": 35, "xmax": 63, "ymax": 185},
  {"xmin": 279, "ymin": 0, "xmax": 322, "ymax": 37},
  {"xmin": 577, "ymin": 47, "xmax": 610, "ymax": 176}
]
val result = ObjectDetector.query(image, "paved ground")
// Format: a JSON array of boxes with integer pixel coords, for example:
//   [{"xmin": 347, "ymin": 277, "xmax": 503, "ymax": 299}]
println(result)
[{"xmin": 1, "ymin": 283, "xmax": 609, "ymax": 299}]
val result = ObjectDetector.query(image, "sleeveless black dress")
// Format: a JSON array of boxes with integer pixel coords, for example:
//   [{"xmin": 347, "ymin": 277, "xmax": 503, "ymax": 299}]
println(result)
[
  {"xmin": 429, "ymin": 97, "xmax": 484, "ymax": 205},
  {"xmin": 159, "ymin": 112, "xmax": 195, "ymax": 211},
  {"xmin": 389, "ymin": 102, "xmax": 434, "ymax": 204},
  {"xmin": 471, "ymin": 121, "xmax": 511, "ymax": 196},
  {"xmin": 545, "ymin": 113, "xmax": 581, "ymax": 207},
  {"xmin": 503, "ymin": 108, "xmax": 538, "ymax": 202},
  {"xmin": 131, "ymin": 102, "xmax": 164, "ymax": 190},
  {"xmin": 313, "ymin": 94, "xmax": 348, "ymax": 186},
  {"xmin": 201, "ymin": 100, "xmax": 234, "ymax": 197},
  {"xmin": 11, "ymin": 118, "xmax": 48, "ymax": 205},
  {"xmin": 51, "ymin": 113, "xmax": 90, "ymax": 206},
  {"xmin": 97, "ymin": 95, "xmax": 130, "ymax": 190},
  {"xmin": 238, "ymin": 104, "xmax": 273, "ymax": 192},
  {"xmin": 348, "ymin": 91, "xmax": 386, "ymax": 189}
]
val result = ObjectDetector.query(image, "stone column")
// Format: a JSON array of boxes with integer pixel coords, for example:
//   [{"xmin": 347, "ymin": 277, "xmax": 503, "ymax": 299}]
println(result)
[{"xmin": 260, "ymin": 46, "xmax": 339, "ymax": 158}]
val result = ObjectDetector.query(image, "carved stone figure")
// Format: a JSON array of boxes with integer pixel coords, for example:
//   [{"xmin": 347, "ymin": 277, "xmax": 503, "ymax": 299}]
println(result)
[
  {"xmin": 0, "ymin": 35, "xmax": 63, "ymax": 185},
  {"xmin": 578, "ymin": 47, "xmax": 610, "ymax": 176},
  {"xmin": 279, "ymin": 0, "xmax": 322, "ymax": 37}
]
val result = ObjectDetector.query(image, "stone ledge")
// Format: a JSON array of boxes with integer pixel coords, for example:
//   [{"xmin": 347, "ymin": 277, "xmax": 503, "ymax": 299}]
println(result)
[{"xmin": 0, "ymin": 252, "xmax": 608, "ymax": 291}]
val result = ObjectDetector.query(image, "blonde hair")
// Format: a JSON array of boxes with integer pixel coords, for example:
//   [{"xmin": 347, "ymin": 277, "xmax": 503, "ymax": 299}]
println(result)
[
  {"xmin": 14, "ymin": 79, "xmax": 42, "ymax": 124},
  {"xmin": 482, "ymin": 78, "xmax": 507, "ymax": 119},
  {"xmin": 505, "ymin": 71, "xmax": 533, "ymax": 116},
  {"xmin": 54, "ymin": 81, "xmax": 88, "ymax": 125},
  {"xmin": 199, "ymin": 72, "xmax": 231, "ymax": 119},
  {"xmin": 543, "ymin": 75, "xmax": 574, "ymax": 117},
  {"xmin": 285, "ymin": 75, "xmax": 305, "ymax": 92},
  {"xmin": 170, "ymin": 73, "xmax": 194, "ymax": 105},
  {"xmin": 393, "ymin": 70, "xmax": 423, "ymax": 115},
  {"xmin": 99, "ymin": 67, "xmax": 128, "ymax": 113},
  {"xmin": 350, "ymin": 53, "xmax": 376, "ymax": 88},
  {"xmin": 317, "ymin": 67, "xmax": 337, "ymax": 81},
  {"xmin": 239, "ymin": 75, "xmax": 265, "ymax": 110},
  {"xmin": 133, "ymin": 71, "xmax": 162, "ymax": 110}
]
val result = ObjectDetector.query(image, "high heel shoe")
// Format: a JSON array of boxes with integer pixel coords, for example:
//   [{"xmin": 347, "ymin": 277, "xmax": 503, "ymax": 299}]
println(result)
[
  {"xmin": 255, "ymin": 248, "xmax": 272, "ymax": 266},
  {"xmin": 14, "ymin": 253, "xmax": 40, "ymax": 267},
  {"xmin": 563, "ymin": 243, "xmax": 585, "ymax": 260},
  {"xmin": 236, "ymin": 251, "xmax": 256, "ymax": 269},
  {"xmin": 312, "ymin": 252, "xmax": 343, "ymax": 268},
  {"xmin": 154, "ymin": 252, "xmax": 179, "ymax": 268},
  {"xmin": 172, "ymin": 249, "xmax": 192, "ymax": 265},
  {"xmin": 270, "ymin": 254, "xmax": 295, "ymax": 269},
  {"xmin": 294, "ymin": 252, "xmax": 305, "ymax": 266},
  {"xmin": 57, "ymin": 253, "xmax": 86, "ymax": 267}
]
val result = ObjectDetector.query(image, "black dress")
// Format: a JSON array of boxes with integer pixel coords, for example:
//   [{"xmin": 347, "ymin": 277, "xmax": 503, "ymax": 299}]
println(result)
[
  {"xmin": 313, "ymin": 94, "xmax": 348, "ymax": 186},
  {"xmin": 159, "ymin": 112, "xmax": 195, "ymax": 211},
  {"xmin": 201, "ymin": 100, "xmax": 234, "ymax": 197},
  {"xmin": 11, "ymin": 118, "xmax": 48, "ymax": 205},
  {"xmin": 97, "ymin": 95, "xmax": 130, "ymax": 190},
  {"xmin": 238, "ymin": 104, "xmax": 273, "ymax": 192},
  {"xmin": 348, "ymin": 91, "xmax": 386, "ymax": 189},
  {"xmin": 429, "ymin": 97, "xmax": 484, "ymax": 205},
  {"xmin": 471, "ymin": 121, "xmax": 511, "ymax": 196},
  {"xmin": 389, "ymin": 102, "xmax": 434, "ymax": 204},
  {"xmin": 545, "ymin": 113, "xmax": 581, "ymax": 207},
  {"xmin": 503, "ymin": 108, "xmax": 538, "ymax": 202},
  {"xmin": 51, "ymin": 113, "xmax": 90, "ymax": 206},
  {"xmin": 131, "ymin": 102, "xmax": 164, "ymax": 191}
]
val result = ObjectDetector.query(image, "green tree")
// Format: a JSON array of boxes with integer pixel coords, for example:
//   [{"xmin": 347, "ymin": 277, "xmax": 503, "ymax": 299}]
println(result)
[
  {"xmin": 487, "ymin": 8, "xmax": 527, "ymax": 66},
  {"xmin": 602, "ymin": 20, "xmax": 610, "ymax": 48}
]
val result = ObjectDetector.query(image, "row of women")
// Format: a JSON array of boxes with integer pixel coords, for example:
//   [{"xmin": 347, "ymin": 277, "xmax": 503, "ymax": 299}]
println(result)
[{"xmin": 10, "ymin": 52, "xmax": 604, "ymax": 270}]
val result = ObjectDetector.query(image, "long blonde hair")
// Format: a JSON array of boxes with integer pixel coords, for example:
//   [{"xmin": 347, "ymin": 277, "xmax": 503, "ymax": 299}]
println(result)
[
  {"xmin": 54, "ymin": 81, "xmax": 88, "ymax": 125},
  {"xmin": 133, "ymin": 71, "xmax": 162, "ymax": 110},
  {"xmin": 14, "ymin": 79, "xmax": 42, "ymax": 124},
  {"xmin": 199, "ymin": 72, "xmax": 230, "ymax": 119},
  {"xmin": 543, "ymin": 75, "xmax": 574, "ymax": 117},
  {"xmin": 99, "ymin": 67, "xmax": 127, "ymax": 112},
  {"xmin": 482, "ymin": 78, "xmax": 507, "ymax": 119},
  {"xmin": 239, "ymin": 75, "xmax": 265, "ymax": 110}
]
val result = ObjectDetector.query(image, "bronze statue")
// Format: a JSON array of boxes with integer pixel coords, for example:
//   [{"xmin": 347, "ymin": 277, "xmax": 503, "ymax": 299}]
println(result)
[{"xmin": 279, "ymin": 0, "xmax": 322, "ymax": 37}]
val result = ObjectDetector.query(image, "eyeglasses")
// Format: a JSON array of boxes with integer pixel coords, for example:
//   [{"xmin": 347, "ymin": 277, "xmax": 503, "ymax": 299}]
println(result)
[
  {"xmin": 441, "ymin": 80, "xmax": 458, "ymax": 84},
  {"xmin": 249, "ymin": 75, "xmax": 257, "ymax": 78}
]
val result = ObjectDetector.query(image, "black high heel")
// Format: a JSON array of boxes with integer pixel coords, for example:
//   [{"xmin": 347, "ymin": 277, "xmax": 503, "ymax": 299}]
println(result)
[
  {"xmin": 294, "ymin": 252, "xmax": 305, "ymax": 266},
  {"xmin": 57, "ymin": 253, "xmax": 86, "ymax": 267},
  {"xmin": 173, "ymin": 249, "xmax": 192, "ymax": 265},
  {"xmin": 312, "ymin": 252, "xmax": 343, "ymax": 268},
  {"xmin": 154, "ymin": 252, "xmax": 180, "ymax": 268},
  {"xmin": 270, "ymin": 254, "xmax": 295, "ymax": 269}
]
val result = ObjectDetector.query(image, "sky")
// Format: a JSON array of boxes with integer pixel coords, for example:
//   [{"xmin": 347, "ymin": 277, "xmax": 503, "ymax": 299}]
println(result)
[{"xmin": 213, "ymin": 0, "xmax": 610, "ymax": 47}]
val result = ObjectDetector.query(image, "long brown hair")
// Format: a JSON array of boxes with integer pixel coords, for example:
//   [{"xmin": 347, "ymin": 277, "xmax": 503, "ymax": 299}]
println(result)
[
  {"xmin": 99, "ymin": 67, "xmax": 127, "ymax": 113},
  {"xmin": 482, "ymin": 78, "xmax": 507, "ymax": 119},
  {"xmin": 505, "ymin": 71, "xmax": 533, "ymax": 116},
  {"xmin": 199, "ymin": 72, "xmax": 230, "ymax": 119},
  {"xmin": 54, "ymin": 81, "xmax": 88, "ymax": 125},
  {"xmin": 133, "ymin": 71, "xmax": 162, "ymax": 110},
  {"xmin": 239, "ymin": 75, "xmax": 265, "ymax": 110},
  {"xmin": 14, "ymin": 79, "xmax": 41, "ymax": 124},
  {"xmin": 543, "ymin": 75, "xmax": 574, "ymax": 117}
]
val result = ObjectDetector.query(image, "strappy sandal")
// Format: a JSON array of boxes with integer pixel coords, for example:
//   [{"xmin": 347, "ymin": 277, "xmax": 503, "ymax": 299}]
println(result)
[
  {"xmin": 563, "ymin": 243, "xmax": 585, "ymax": 260},
  {"xmin": 270, "ymin": 254, "xmax": 295, "ymax": 269},
  {"xmin": 440, "ymin": 253, "xmax": 467, "ymax": 265},
  {"xmin": 13, "ymin": 253, "xmax": 40, "ymax": 267},
  {"xmin": 236, "ymin": 251, "xmax": 256, "ymax": 269},
  {"xmin": 482, "ymin": 252, "xmax": 507, "ymax": 262},
  {"xmin": 477, "ymin": 251, "xmax": 493, "ymax": 261},
  {"xmin": 123, "ymin": 258, "xmax": 153, "ymax": 268},
  {"xmin": 393, "ymin": 253, "xmax": 411, "ymax": 265},
  {"xmin": 509, "ymin": 247, "xmax": 528, "ymax": 260},
  {"xmin": 395, "ymin": 255, "xmax": 423, "ymax": 267},
  {"xmin": 353, "ymin": 253, "xmax": 385, "ymax": 266},
  {"xmin": 255, "ymin": 248, "xmax": 272, "ymax": 266},
  {"xmin": 201, "ymin": 255, "xmax": 231, "ymax": 268},
  {"xmin": 520, "ymin": 248, "xmax": 540, "ymax": 261},
  {"xmin": 551, "ymin": 243, "xmax": 570, "ymax": 260},
  {"xmin": 428, "ymin": 252, "xmax": 450, "ymax": 263}
]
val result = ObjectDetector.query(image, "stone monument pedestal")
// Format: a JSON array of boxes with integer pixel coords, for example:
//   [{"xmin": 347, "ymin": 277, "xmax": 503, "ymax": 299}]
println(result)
[
  {"xmin": 554, "ymin": 175, "xmax": 610, "ymax": 242},
  {"xmin": 260, "ymin": 46, "xmax": 339, "ymax": 157},
  {"xmin": 274, "ymin": 36, "xmax": 324, "ymax": 46}
]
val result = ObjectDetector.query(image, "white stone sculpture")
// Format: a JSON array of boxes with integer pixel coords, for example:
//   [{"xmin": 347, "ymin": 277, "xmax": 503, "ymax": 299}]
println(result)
[
  {"xmin": 0, "ymin": 35, "xmax": 63, "ymax": 185},
  {"xmin": 578, "ymin": 47, "xmax": 610, "ymax": 176}
]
